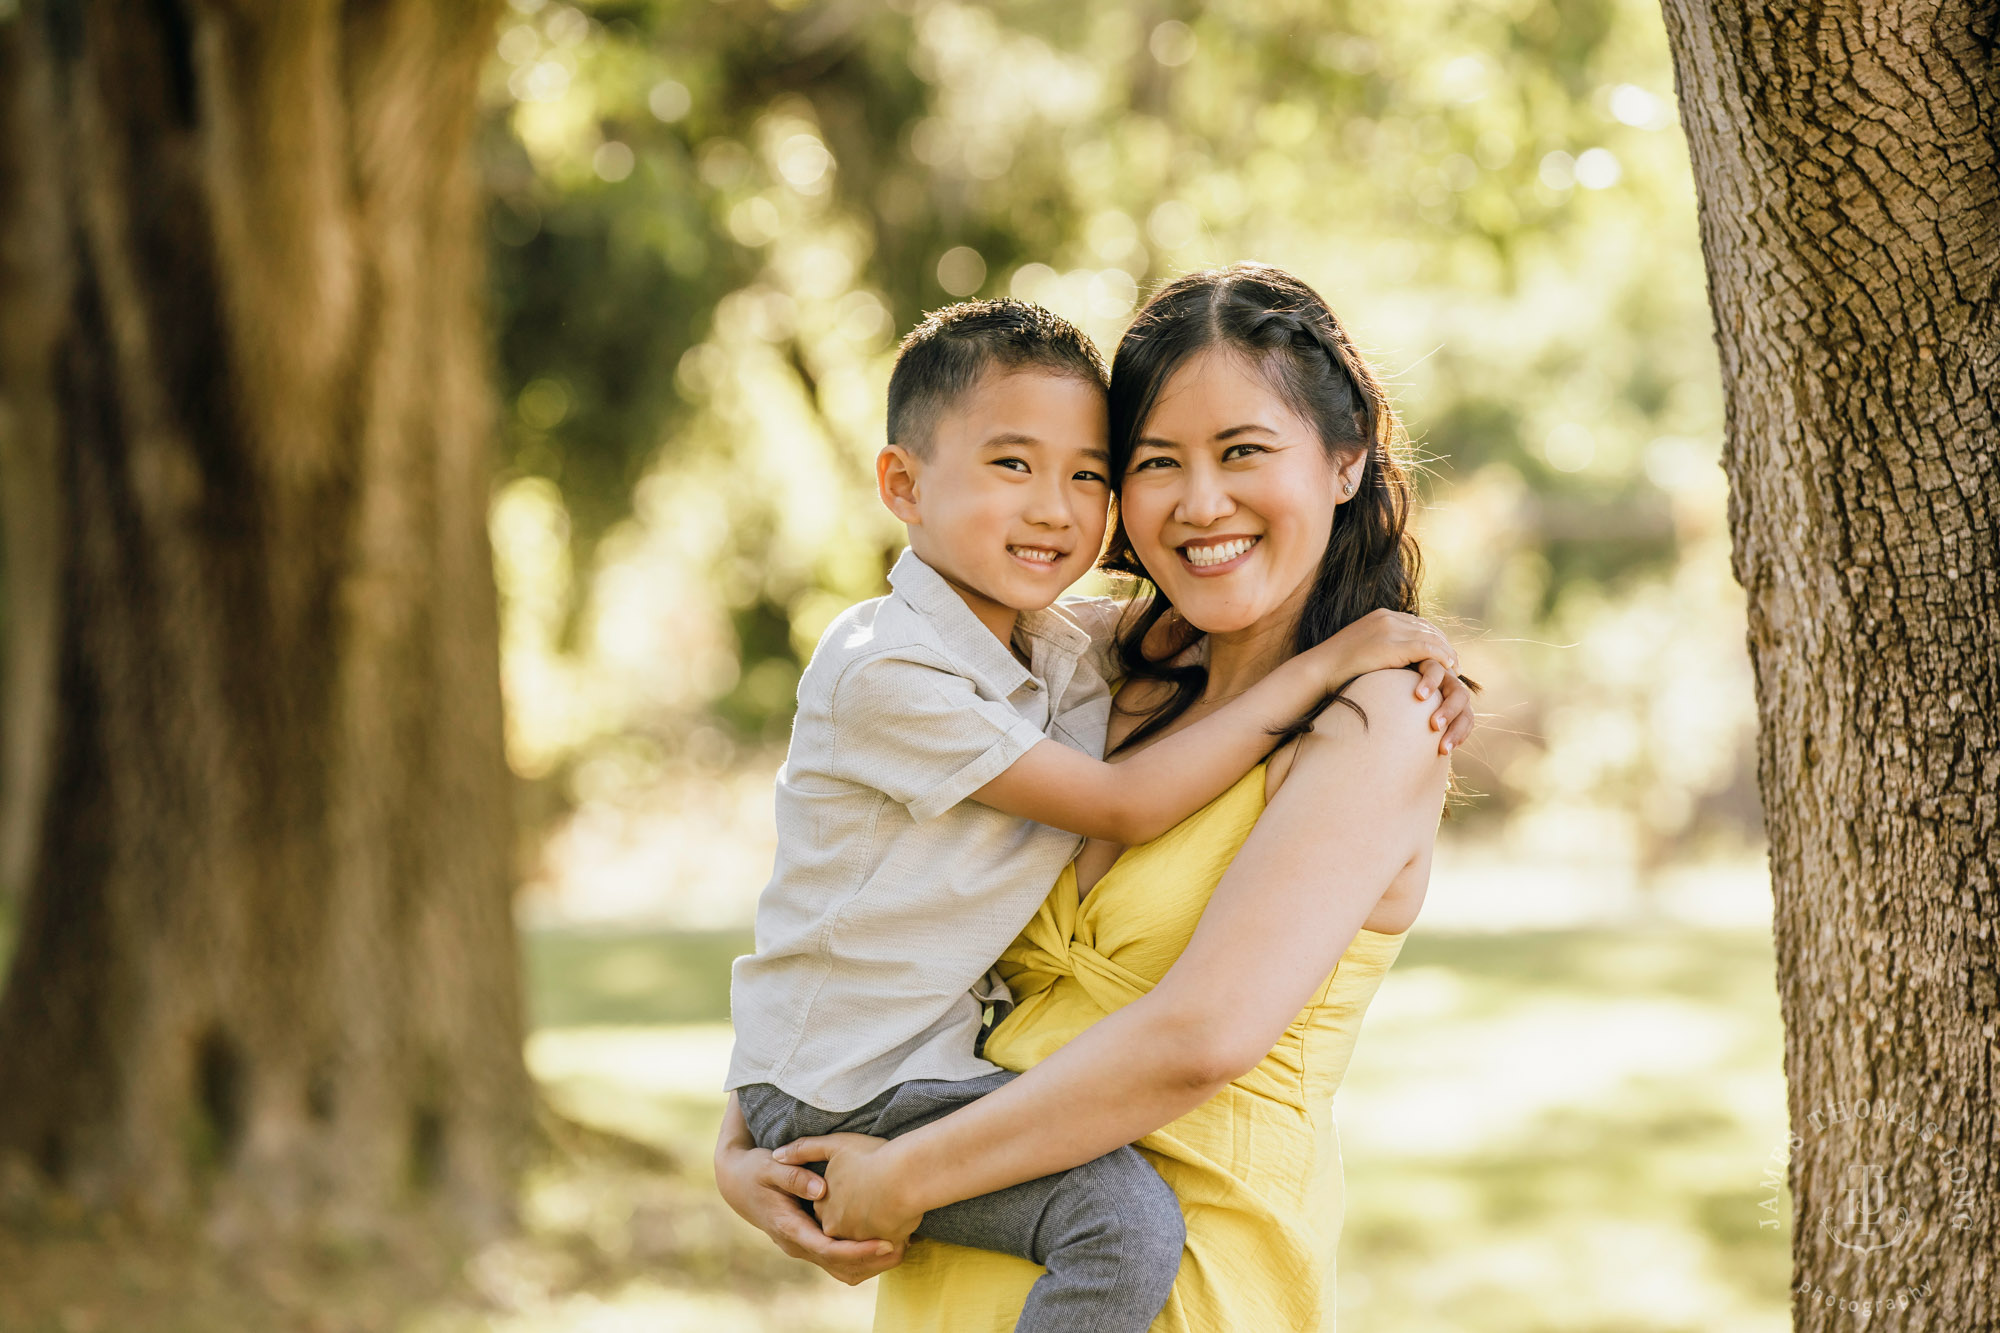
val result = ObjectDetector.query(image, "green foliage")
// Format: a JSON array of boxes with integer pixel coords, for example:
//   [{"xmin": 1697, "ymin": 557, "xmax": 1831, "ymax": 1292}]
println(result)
[{"xmin": 480, "ymin": 0, "xmax": 1754, "ymax": 855}]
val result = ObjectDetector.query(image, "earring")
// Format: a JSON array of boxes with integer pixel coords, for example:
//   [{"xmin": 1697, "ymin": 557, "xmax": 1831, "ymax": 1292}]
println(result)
[{"xmin": 1342, "ymin": 479, "xmax": 1355, "ymax": 496}]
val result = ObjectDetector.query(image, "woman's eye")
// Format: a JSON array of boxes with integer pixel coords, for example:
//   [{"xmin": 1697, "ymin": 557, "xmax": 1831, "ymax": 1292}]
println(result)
[
  {"xmin": 1129, "ymin": 455, "xmax": 1176, "ymax": 472},
  {"xmin": 1222, "ymin": 443, "xmax": 1268, "ymax": 461}
]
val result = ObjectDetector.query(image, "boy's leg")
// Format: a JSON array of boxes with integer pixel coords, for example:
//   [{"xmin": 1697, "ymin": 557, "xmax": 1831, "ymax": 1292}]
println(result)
[
  {"xmin": 735, "ymin": 1080, "xmax": 881, "ymax": 1149},
  {"xmin": 862, "ymin": 1075, "xmax": 1185, "ymax": 1333}
]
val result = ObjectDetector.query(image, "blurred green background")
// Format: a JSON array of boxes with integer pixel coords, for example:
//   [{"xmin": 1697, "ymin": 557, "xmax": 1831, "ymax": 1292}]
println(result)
[{"xmin": 77, "ymin": 0, "xmax": 1783, "ymax": 1327}]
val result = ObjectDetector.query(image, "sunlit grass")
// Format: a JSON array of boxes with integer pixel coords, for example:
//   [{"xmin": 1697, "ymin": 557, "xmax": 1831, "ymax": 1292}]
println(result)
[
  {"xmin": 527, "ymin": 1024, "xmax": 736, "ymax": 1159},
  {"xmin": 0, "ymin": 904, "xmax": 1786, "ymax": 1331},
  {"xmin": 525, "ymin": 928, "xmax": 751, "ymax": 1027},
  {"xmin": 517, "ymin": 921, "xmax": 1790, "ymax": 1332},
  {"xmin": 406, "ymin": 1278, "xmax": 874, "ymax": 1333},
  {"xmin": 1336, "ymin": 927, "xmax": 1789, "ymax": 1331}
]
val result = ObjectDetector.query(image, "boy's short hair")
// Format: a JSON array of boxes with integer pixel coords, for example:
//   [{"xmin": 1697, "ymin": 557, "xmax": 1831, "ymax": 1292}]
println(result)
[{"xmin": 886, "ymin": 299, "xmax": 1109, "ymax": 457}]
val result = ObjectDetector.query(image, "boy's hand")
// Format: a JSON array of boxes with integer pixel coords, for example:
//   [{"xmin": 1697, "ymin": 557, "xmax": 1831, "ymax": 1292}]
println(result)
[
  {"xmin": 1311, "ymin": 608, "xmax": 1458, "ymax": 685},
  {"xmin": 1414, "ymin": 661, "xmax": 1476, "ymax": 755},
  {"xmin": 1308, "ymin": 610, "xmax": 1472, "ymax": 751},
  {"xmin": 776, "ymin": 1132, "xmax": 924, "ymax": 1243}
]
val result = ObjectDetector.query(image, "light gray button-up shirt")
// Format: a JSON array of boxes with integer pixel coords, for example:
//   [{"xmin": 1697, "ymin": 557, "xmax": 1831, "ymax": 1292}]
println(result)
[{"xmin": 725, "ymin": 548, "xmax": 1120, "ymax": 1112}]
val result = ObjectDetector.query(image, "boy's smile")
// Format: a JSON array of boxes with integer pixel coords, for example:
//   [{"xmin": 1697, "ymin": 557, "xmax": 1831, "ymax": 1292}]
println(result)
[
  {"xmin": 877, "ymin": 369, "xmax": 1111, "ymax": 644},
  {"xmin": 1006, "ymin": 542, "xmax": 1068, "ymax": 568}
]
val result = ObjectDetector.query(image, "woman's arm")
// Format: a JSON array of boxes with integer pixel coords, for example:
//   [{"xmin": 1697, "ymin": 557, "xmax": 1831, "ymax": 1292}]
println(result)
[
  {"xmin": 711, "ymin": 1091, "xmax": 906, "ymax": 1283},
  {"xmin": 784, "ymin": 668, "xmax": 1451, "ymax": 1240}
]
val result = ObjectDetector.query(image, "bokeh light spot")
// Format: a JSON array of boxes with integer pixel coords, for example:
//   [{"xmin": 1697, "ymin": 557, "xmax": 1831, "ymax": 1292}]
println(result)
[
  {"xmin": 647, "ymin": 79, "xmax": 691, "ymax": 123},
  {"xmin": 936, "ymin": 246, "xmax": 987, "ymax": 297},
  {"xmin": 1150, "ymin": 20, "xmax": 1196, "ymax": 67},
  {"xmin": 1576, "ymin": 147, "xmax": 1623, "ymax": 189},
  {"xmin": 592, "ymin": 142, "xmax": 634, "ymax": 183}
]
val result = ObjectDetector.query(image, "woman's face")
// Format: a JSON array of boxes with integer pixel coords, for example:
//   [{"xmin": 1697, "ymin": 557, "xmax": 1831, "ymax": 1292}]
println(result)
[{"xmin": 1120, "ymin": 348, "xmax": 1362, "ymax": 636}]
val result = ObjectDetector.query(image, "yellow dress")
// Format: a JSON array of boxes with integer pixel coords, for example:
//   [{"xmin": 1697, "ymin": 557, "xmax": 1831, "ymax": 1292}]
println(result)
[{"xmin": 873, "ymin": 762, "xmax": 1408, "ymax": 1333}]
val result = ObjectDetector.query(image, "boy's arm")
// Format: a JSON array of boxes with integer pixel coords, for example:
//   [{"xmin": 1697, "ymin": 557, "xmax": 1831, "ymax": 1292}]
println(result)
[
  {"xmin": 783, "ymin": 670, "xmax": 1451, "ymax": 1243},
  {"xmin": 977, "ymin": 607, "xmax": 1465, "ymax": 844}
]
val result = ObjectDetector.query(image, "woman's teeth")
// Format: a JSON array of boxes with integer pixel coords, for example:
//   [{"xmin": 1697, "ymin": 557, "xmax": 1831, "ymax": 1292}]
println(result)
[
  {"xmin": 1182, "ymin": 537, "xmax": 1257, "ymax": 567},
  {"xmin": 1009, "ymin": 545, "xmax": 1062, "ymax": 565}
]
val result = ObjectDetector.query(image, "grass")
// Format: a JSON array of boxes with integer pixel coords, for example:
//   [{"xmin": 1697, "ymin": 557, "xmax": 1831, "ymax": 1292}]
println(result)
[
  {"xmin": 525, "ymin": 927, "xmax": 751, "ymax": 1028},
  {"xmin": 0, "ymin": 918, "xmax": 1791, "ymax": 1332},
  {"xmin": 515, "ymin": 920, "xmax": 1791, "ymax": 1332}
]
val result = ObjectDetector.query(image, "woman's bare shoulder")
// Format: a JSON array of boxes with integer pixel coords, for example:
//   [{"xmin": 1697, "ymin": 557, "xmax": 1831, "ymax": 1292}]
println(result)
[
  {"xmin": 1315, "ymin": 667, "xmax": 1438, "ymax": 735},
  {"xmin": 1265, "ymin": 667, "xmax": 1444, "ymax": 801}
]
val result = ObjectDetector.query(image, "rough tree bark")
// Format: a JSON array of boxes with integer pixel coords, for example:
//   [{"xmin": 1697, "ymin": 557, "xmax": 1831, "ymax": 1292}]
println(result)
[
  {"xmin": 0, "ymin": 0, "xmax": 529, "ymax": 1242},
  {"xmin": 1658, "ymin": 2, "xmax": 1997, "ymax": 1325}
]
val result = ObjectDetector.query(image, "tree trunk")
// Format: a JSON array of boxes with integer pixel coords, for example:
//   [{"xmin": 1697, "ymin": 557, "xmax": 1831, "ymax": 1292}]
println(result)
[
  {"xmin": 1658, "ymin": 2, "xmax": 1997, "ymax": 1324},
  {"xmin": 0, "ymin": 0, "xmax": 528, "ymax": 1244}
]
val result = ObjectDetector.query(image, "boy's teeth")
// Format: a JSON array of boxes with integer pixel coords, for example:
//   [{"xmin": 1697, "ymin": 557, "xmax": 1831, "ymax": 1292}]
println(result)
[
  {"xmin": 1184, "ymin": 537, "xmax": 1256, "ymax": 567},
  {"xmin": 1010, "ymin": 545, "xmax": 1060, "ymax": 564}
]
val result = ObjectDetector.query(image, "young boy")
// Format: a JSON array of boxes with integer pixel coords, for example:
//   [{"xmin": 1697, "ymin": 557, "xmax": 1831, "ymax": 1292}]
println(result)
[{"xmin": 720, "ymin": 300, "xmax": 1467, "ymax": 1331}]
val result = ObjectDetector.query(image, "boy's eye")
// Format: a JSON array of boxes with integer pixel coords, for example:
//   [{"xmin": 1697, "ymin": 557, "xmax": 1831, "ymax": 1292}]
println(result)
[
  {"xmin": 1073, "ymin": 469, "xmax": 1107, "ymax": 484},
  {"xmin": 993, "ymin": 457, "xmax": 1030, "ymax": 473}
]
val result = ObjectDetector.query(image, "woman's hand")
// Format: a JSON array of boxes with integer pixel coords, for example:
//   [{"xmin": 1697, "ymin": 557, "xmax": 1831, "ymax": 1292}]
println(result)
[
  {"xmin": 714, "ymin": 1096, "xmax": 906, "ymax": 1284},
  {"xmin": 775, "ymin": 1131, "xmax": 925, "ymax": 1243}
]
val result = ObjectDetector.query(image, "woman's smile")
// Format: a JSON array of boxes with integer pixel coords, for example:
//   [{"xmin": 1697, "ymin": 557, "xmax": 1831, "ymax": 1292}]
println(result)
[{"xmin": 1177, "ymin": 534, "xmax": 1262, "ymax": 575}]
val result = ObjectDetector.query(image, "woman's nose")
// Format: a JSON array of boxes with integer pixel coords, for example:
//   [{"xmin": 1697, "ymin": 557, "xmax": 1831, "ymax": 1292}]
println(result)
[{"xmin": 1175, "ymin": 465, "xmax": 1234, "ymax": 527}]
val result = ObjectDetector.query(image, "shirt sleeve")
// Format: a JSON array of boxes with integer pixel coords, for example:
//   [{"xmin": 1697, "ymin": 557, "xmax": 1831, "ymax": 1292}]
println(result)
[
  {"xmin": 1061, "ymin": 595, "xmax": 1136, "ymax": 686},
  {"xmin": 827, "ymin": 651, "xmax": 1052, "ymax": 823}
]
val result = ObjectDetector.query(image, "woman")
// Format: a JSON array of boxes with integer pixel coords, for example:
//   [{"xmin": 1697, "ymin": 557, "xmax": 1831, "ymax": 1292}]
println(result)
[{"xmin": 719, "ymin": 262, "xmax": 1462, "ymax": 1330}]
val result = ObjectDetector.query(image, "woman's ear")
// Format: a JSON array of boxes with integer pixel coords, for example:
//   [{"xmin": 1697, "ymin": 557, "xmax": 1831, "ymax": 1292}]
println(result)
[
  {"xmin": 877, "ymin": 444, "xmax": 923, "ymax": 523},
  {"xmin": 1333, "ymin": 450, "xmax": 1366, "ymax": 503}
]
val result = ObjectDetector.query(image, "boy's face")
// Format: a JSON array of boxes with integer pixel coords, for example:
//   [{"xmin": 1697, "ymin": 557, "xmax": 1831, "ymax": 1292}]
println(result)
[{"xmin": 879, "ymin": 369, "xmax": 1111, "ymax": 628}]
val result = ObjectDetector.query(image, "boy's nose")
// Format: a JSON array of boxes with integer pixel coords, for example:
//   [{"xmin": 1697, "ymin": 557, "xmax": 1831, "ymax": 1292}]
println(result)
[{"xmin": 1022, "ymin": 481, "xmax": 1074, "ymax": 527}]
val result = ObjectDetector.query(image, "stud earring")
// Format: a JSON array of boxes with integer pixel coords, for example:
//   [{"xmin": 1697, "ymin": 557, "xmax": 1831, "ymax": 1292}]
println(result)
[{"xmin": 1342, "ymin": 479, "xmax": 1355, "ymax": 496}]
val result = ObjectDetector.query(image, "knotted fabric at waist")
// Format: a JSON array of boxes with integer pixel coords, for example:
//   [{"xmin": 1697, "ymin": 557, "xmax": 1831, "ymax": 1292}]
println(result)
[{"xmin": 998, "ymin": 933, "xmax": 1153, "ymax": 1018}]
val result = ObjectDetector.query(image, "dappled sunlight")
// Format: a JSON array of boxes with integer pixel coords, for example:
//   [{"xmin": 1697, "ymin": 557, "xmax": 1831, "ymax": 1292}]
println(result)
[
  {"xmin": 506, "ymin": 922, "xmax": 1790, "ymax": 1330},
  {"xmin": 1358, "ymin": 1217, "xmax": 1787, "ymax": 1332},
  {"xmin": 409, "ymin": 1274, "xmax": 873, "ymax": 1333},
  {"xmin": 529, "ymin": 1024, "xmax": 734, "ymax": 1106},
  {"xmin": 1344, "ymin": 987, "xmax": 1771, "ymax": 1155},
  {"xmin": 517, "ymin": 756, "xmax": 786, "ymax": 930},
  {"xmin": 0, "ymin": 0, "xmax": 1842, "ymax": 1321},
  {"xmin": 463, "ymin": 0, "xmax": 1790, "ymax": 1327},
  {"xmin": 481, "ymin": 0, "xmax": 1753, "ymax": 872},
  {"xmin": 521, "ymin": 750, "xmax": 1773, "ymax": 933},
  {"xmin": 1330, "ymin": 924, "xmax": 1789, "ymax": 1328}
]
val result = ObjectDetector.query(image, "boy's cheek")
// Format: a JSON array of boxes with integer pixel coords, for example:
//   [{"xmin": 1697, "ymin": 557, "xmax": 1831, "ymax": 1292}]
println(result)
[{"xmin": 1082, "ymin": 498, "xmax": 1113, "ymax": 544}]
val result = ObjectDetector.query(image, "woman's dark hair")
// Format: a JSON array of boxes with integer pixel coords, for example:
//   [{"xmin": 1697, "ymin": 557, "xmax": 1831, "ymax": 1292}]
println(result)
[{"xmin": 1102, "ymin": 262, "xmax": 1447, "ymax": 753}]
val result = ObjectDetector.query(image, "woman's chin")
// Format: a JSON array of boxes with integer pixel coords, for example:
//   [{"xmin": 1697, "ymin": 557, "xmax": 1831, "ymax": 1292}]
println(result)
[{"xmin": 1167, "ymin": 595, "xmax": 1263, "ymax": 636}]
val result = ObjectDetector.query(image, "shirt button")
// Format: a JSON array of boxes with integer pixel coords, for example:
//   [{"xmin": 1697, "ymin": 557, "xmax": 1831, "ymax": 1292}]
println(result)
[{"xmin": 1026, "ymin": 680, "xmax": 1041, "ymax": 691}]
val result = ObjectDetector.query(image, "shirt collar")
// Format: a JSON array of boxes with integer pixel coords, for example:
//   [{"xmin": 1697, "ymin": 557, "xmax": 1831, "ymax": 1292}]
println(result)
[{"xmin": 886, "ymin": 547, "xmax": 1089, "ymax": 697}]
